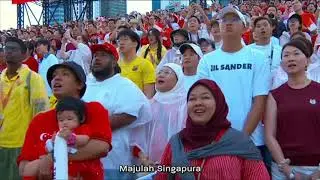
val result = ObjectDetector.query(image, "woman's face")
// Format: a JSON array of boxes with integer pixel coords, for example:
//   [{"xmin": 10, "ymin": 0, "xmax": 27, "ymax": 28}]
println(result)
[
  {"xmin": 148, "ymin": 33, "xmax": 157, "ymax": 44},
  {"xmin": 307, "ymin": 4, "xmax": 316, "ymax": 13},
  {"xmin": 210, "ymin": 24, "xmax": 220, "ymax": 36},
  {"xmin": 281, "ymin": 46, "xmax": 310, "ymax": 74},
  {"xmin": 156, "ymin": 66, "xmax": 178, "ymax": 92},
  {"xmin": 187, "ymin": 85, "xmax": 216, "ymax": 126},
  {"xmin": 76, "ymin": 36, "xmax": 83, "ymax": 43}
]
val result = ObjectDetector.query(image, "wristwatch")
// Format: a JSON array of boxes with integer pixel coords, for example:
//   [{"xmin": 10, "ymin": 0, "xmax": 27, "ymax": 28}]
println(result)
[{"xmin": 289, "ymin": 169, "xmax": 295, "ymax": 179}]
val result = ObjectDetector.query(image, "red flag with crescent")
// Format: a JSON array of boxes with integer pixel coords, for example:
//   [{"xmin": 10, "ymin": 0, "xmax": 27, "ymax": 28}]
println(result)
[{"xmin": 12, "ymin": 0, "xmax": 36, "ymax": 5}]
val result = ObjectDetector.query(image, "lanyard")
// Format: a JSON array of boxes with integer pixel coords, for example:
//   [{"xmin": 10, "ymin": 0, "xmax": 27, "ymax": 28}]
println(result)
[
  {"xmin": 0, "ymin": 76, "xmax": 20, "ymax": 112},
  {"xmin": 189, "ymin": 32, "xmax": 199, "ymax": 42},
  {"xmin": 0, "ymin": 76, "xmax": 20, "ymax": 130}
]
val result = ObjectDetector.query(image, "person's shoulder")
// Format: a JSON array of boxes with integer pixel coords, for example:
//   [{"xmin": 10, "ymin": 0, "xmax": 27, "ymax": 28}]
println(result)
[
  {"xmin": 31, "ymin": 109, "xmax": 56, "ymax": 124},
  {"xmin": 138, "ymin": 57, "xmax": 154, "ymax": 68},
  {"xmin": 310, "ymin": 80, "xmax": 320, "ymax": 88},
  {"xmin": 246, "ymin": 46, "xmax": 267, "ymax": 62},
  {"xmin": 271, "ymin": 82, "xmax": 288, "ymax": 94},
  {"xmin": 85, "ymin": 101, "xmax": 105, "ymax": 110},
  {"xmin": 203, "ymin": 49, "xmax": 221, "ymax": 59}
]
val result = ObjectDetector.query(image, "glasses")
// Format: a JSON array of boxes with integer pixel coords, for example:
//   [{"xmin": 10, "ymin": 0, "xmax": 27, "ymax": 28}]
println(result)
[
  {"xmin": 218, "ymin": 17, "xmax": 242, "ymax": 24},
  {"xmin": 157, "ymin": 69, "xmax": 174, "ymax": 77}
]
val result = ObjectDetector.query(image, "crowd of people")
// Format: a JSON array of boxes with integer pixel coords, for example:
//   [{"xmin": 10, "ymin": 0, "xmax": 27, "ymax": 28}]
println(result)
[{"xmin": 0, "ymin": 0, "xmax": 320, "ymax": 179}]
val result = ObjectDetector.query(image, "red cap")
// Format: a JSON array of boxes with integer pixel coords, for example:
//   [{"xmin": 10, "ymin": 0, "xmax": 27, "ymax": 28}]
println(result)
[{"xmin": 90, "ymin": 43, "xmax": 119, "ymax": 61}]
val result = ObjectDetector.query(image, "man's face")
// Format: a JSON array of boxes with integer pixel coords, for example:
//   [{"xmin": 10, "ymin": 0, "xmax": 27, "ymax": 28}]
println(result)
[
  {"xmin": 267, "ymin": 7, "xmax": 277, "ymax": 16},
  {"xmin": 199, "ymin": 42, "xmax": 214, "ymax": 54},
  {"xmin": 182, "ymin": 48, "xmax": 200, "ymax": 69},
  {"xmin": 51, "ymin": 67, "xmax": 83, "ymax": 99},
  {"xmin": 36, "ymin": 44, "xmax": 48, "ymax": 55},
  {"xmin": 254, "ymin": 19, "xmax": 272, "ymax": 40},
  {"xmin": 292, "ymin": 0, "xmax": 302, "ymax": 12},
  {"xmin": 118, "ymin": 35, "xmax": 137, "ymax": 53},
  {"xmin": 219, "ymin": 13, "xmax": 244, "ymax": 37},
  {"xmin": 108, "ymin": 21, "xmax": 116, "ymax": 30},
  {"xmin": 173, "ymin": 34, "xmax": 186, "ymax": 44},
  {"xmin": 88, "ymin": 24, "xmax": 95, "ymax": 32},
  {"xmin": 92, "ymin": 51, "xmax": 114, "ymax": 77},
  {"xmin": 188, "ymin": 17, "xmax": 200, "ymax": 32},
  {"xmin": 149, "ymin": 16, "xmax": 155, "ymax": 25},
  {"xmin": 4, "ymin": 41, "xmax": 24, "ymax": 63}
]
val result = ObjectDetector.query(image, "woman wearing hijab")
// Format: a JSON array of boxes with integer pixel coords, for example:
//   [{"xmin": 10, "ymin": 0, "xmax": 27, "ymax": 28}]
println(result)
[
  {"xmin": 156, "ymin": 79, "xmax": 270, "ymax": 180},
  {"xmin": 137, "ymin": 63, "xmax": 187, "ymax": 166},
  {"xmin": 265, "ymin": 38, "xmax": 320, "ymax": 179}
]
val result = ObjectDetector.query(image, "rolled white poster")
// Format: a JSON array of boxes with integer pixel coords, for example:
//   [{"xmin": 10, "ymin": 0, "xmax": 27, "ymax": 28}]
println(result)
[{"xmin": 53, "ymin": 134, "xmax": 68, "ymax": 180}]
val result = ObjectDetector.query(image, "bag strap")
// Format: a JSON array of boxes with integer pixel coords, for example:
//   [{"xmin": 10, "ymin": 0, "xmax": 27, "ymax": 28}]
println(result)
[{"xmin": 26, "ymin": 71, "xmax": 32, "ymax": 105}]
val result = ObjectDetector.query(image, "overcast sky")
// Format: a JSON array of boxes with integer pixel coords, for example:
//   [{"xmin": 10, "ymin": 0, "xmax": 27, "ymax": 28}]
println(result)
[{"xmin": 0, "ymin": 0, "xmax": 152, "ymax": 30}]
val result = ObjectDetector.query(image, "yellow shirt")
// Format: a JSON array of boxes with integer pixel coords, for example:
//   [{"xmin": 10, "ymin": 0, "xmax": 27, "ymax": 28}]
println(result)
[
  {"xmin": 49, "ymin": 95, "xmax": 58, "ymax": 109},
  {"xmin": 139, "ymin": 45, "xmax": 167, "ymax": 68},
  {"xmin": 0, "ymin": 65, "xmax": 49, "ymax": 148},
  {"xmin": 119, "ymin": 56, "xmax": 156, "ymax": 90}
]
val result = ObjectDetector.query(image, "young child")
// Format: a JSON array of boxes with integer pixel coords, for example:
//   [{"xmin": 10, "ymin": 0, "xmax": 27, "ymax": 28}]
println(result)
[{"xmin": 22, "ymin": 96, "xmax": 104, "ymax": 180}]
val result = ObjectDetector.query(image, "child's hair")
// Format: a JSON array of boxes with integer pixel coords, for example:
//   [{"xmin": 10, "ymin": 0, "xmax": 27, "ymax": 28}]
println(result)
[{"xmin": 56, "ymin": 96, "xmax": 86, "ymax": 124}]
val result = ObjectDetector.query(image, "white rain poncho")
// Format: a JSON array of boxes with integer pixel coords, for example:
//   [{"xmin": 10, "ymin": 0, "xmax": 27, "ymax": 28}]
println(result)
[{"xmin": 146, "ymin": 63, "xmax": 188, "ymax": 163}]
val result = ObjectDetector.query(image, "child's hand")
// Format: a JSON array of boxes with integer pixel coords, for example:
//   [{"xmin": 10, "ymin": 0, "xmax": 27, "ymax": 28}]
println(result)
[
  {"xmin": 52, "ymin": 132, "xmax": 57, "ymax": 142},
  {"xmin": 58, "ymin": 127, "xmax": 72, "ymax": 140}
]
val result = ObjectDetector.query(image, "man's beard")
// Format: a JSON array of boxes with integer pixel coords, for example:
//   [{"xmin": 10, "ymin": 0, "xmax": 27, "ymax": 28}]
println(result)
[{"xmin": 92, "ymin": 64, "xmax": 113, "ymax": 80}]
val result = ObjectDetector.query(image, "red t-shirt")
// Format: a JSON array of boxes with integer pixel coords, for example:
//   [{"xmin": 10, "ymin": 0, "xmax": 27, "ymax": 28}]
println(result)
[
  {"xmin": 17, "ymin": 102, "xmax": 112, "ymax": 179},
  {"xmin": 0, "ymin": 63, "xmax": 6, "ymax": 73},
  {"xmin": 162, "ymin": 27, "xmax": 173, "ymax": 49},
  {"xmin": 23, "ymin": 56, "xmax": 39, "ymax": 73}
]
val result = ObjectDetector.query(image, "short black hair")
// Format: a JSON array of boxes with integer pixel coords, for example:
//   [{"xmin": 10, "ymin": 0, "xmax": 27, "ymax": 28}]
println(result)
[
  {"xmin": 5, "ymin": 36, "xmax": 27, "ymax": 54},
  {"xmin": 282, "ymin": 37, "xmax": 313, "ymax": 58},
  {"xmin": 267, "ymin": 5, "xmax": 278, "ymax": 12},
  {"xmin": 198, "ymin": 38, "xmax": 215, "ymax": 50},
  {"xmin": 35, "ymin": 39, "xmax": 50, "ymax": 51},
  {"xmin": 56, "ymin": 96, "xmax": 86, "ymax": 124},
  {"xmin": 253, "ymin": 17, "xmax": 272, "ymax": 28},
  {"xmin": 25, "ymin": 41, "xmax": 35, "ymax": 56},
  {"xmin": 117, "ymin": 25, "xmax": 130, "ymax": 30},
  {"xmin": 108, "ymin": 18, "xmax": 117, "ymax": 24},
  {"xmin": 189, "ymin": 16, "xmax": 201, "ymax": 24},
  {"xmin": 117, "ymin": 29, "xmax": 140, "ymax": 52}
]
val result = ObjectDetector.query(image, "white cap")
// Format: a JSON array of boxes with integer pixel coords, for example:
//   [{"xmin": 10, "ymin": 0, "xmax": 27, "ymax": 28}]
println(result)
[
  {"xmin": 217, "ymin": 6, "xmax": 247, "ymax": 27},
  {"xmin": 179, "ymin": 43, "xmax": 203, "ymax": 58}
]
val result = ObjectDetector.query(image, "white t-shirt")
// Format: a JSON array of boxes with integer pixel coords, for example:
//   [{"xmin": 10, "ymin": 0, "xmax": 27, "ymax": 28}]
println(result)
[
  {"xmin": 248, "ymin": 42, "xmax": 282, "ymax": 73},
  {"xmin": 184, "ymin": 74, "xmax": 198, "ymax": 91},
  {"xmin": 38, "ymin": 54, "xmax": 59, "ymax": 96},
  {"xmin": 197, "ymin": 46, "xmax": 271, "ymax": 146},
  {"xmin": 65, "ymin": 43, "xmax": 92, "ymax": 75},
  {"xmin": 157, "ymin": 47, "xmax": 182, "ymax": 71},
  {"xmin": 82, "ymin": 74, "xmax": 152, "ymax": 169}
]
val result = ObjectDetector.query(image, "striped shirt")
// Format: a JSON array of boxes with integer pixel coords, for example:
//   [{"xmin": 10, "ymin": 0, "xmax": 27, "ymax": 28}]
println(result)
[{"xmin": 155, "ymin": 131, "xmax": 270, "ymax": 180}]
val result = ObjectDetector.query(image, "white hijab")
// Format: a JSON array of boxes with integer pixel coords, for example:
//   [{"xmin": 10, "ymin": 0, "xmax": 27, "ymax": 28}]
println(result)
[
  {"xmin": 147, "ymin": 63, "xmax": 188, "ymax": 163},
  {"xmin": 153, "ymin": 63, "xmax": 187, "ymax": 104}
]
